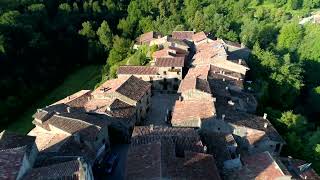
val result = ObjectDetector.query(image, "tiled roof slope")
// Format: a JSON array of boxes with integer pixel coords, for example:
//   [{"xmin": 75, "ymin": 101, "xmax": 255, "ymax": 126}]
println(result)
[
  {"xmin": 93, "ymin": 76, "xmax": 151, "ymax": 102},
  {"xmin": 117, "ymin": 66, "xmax": 159, "ymax": 75},
  {"xmin": 0, "ymin": 146, "xmax": 27, "ymax": 180},
  {"xmin": 172, "ymin": 31, "xmax": 195, "ymax": 40},
  {"xmin": 0, "ymin": 131, "xmax": 36, "ymax": 150},
  {"xmin": 178, "ymin": 77, "xmax": 211, "ymax": 94},
  {"xmin": 192, "ymin": 31, "xmax": 207, "ymax": 43},
  {"xmin": 24, "ymin": 159, "xmax": 81, "ymax": 180},
  {"xmin": 155, "ymin": 57, "xmax": 185, "ymax": 67},
  {"xmin": 171, "ymin": 100, "xmax": 216, "ymax": 127},
  {"xmin": 131, "ymin": 126, "xmax": 204, "ymax": 153},
  {"xmin": 226, "ymin": 151, "xmax": 287, "ymax": 180},
  {"xmin": 127, "ymin": 138, "xmax": 221, "ymax": 180}
]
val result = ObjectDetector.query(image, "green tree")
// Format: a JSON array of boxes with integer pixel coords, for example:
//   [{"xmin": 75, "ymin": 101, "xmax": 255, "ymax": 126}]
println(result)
[
  {"xmin": 97, "ymin": 20, "xmax": 113, "ymax": 51},
  {"xmin": 277, "ymin": 23, "xmax": 304, "ymax": 51},
  {"xmin": 79, "ymin": 21, "xmax": 96, "ymax": 39},
  {"xmin": 0, "ymin": 11, "xmax": 20, "ymax": 25},
  {"xmin": 192, "ymin": 10, "xmax": 205, "ymax": 31},
  {"xmin": 73, "ymin": 2, "xmax": 79, "ymax": 12},
  {"xmin": 107, "ymin": 36, "xmax": 131, "ymax": 66},
  {"xmin": 58, "ymin": 3, "xmax": 71, "ymax": 13},
  {"xmin": 27, "ymin": 3, "xmax": 46, "ymax": 13},
  {"xmin": 92, "ymin": 1, "xmax": 102, "ymax": 14},
  {"xmin": 278, "ymin": 111, "xmax": 307, "ymax": 134},
  {"xmin": 287, "ymin": 0, "xmax": 301, "ymax": 9}
]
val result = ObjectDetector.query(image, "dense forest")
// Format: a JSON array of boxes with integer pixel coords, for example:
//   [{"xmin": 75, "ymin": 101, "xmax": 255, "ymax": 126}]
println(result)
[{"xmin": 1, "ymin": 0, "xmax": 319, "ymax": 172}]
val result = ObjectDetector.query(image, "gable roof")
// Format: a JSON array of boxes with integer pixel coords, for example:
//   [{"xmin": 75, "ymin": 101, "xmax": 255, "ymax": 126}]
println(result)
[
  {"xmin": 171, "ymin": 100, "xmax": 216, "ymax": 127},
  {"xmin": 172, "ymin": 31, "xmax": 195, "ymax": 40},
  {"xmin": 93, "ymin": 76, "xmax": 151, "ymax": 102},
  {"xmin": 192, "ymin": 31, "xmax": 208, "ymax": 43},
  {"xmin": 185, "ymin": 66, "xmax": 210, "ymax": 80},
  {"xmin": 136, "ymin": 31, "xmax": 161, "ymax": 44},
  {"xmin": 52, "ymin": 90, "xmax": 92, "ymax": 108},
  {"xmin": 117, "ymin": 66, "xmax": 159, "ymax": 75},
  {"xmin": 228, "ymin": 151, "xmax": 287, "ymax": 180},
  {"xmin": 155, "ymin": 57, "xmax": 185, "ymax": 67},
  {"xmin": 178, "ymin": 77, "xmax": 211, "ymax": 94}
]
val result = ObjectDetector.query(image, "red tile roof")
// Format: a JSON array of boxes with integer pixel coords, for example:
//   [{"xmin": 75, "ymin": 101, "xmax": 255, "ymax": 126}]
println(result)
[
  {"xmin": 192, "ymin": 31, "xmax": 207, "ymax": 43},
  {"xmin": 185, "ymin": 65, "xmax": 210, "ymax": 80},
  {"xmin": 171, "ymin": 100, "xmax": 216, "ymax": 127},
  {"xmin": 155, "ymin": 57, "xmax": 185, "ymax": 67},
  {"xmin": 93, "ymin": 76, "xmax": 151, "ymax": 102},
  {"xmin": 117, "ymin": 66, "xmax": 159, "ymax": 75},
  {"xmin": 136, "ymin": 31, "xmax": 162, "ymax": 44},
  {"xmin": 178, "ymin": 77, "xmax": 211, "ymax": 94},
  {"xmin": 172, "ymin": 31, "xmax": 195, "ymax": 40},
  {"xmin": 228, "ymin": 152, "xmax": 287, "ymax": 180},
  {"xmin": 0, "ymin": 131, "xmax": 36, "ymax": 151}
]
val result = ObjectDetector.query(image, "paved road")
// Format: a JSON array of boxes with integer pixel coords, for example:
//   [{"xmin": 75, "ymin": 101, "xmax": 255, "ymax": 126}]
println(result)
[
  {"xmin": 105, "ymin": 144, "xmax": 129, "ymax": 180},
  {"xmin": 145, "ymin": 93, "xmax": 179, "ymax": 126}
]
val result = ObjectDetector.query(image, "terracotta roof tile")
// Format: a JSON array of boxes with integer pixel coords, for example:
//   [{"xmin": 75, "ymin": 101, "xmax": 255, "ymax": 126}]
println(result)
[
  {"xmin": 171, "ymin": 100, "xmax": 216, "ymax": 127},
  {"xmin": 136, "ymin": 31, "xmax": 161, "ymax": 44},
  {"xmin": 192, "ymin": 31, "xmax": 207, "ymax": 43},
  {"xmin": 53, "ymin": 90, "xmax": 92, "ymax": 108},
  {"xmin": 227, "ymin": 152, "xmax": 286, "ymax": 180},
  {"xmin": 281, "ymin": 157, "xmax": 320, "ymax": 180},
  {"xmin": 155, "ymin": 57, "xmax": 185, "ymax": 67},
  {"xmin": 131, "ymin": 126, "xmax": 204, "ymax": 152},
  {"xmin": 117, "ymin": 66, "xmax": 158, "ymax": 75},
  {"xmin": 185, "ymin": 65, "xmax": 210, "ymax": 80},
  {"xmin": 172, "ymin": 31, "xmax": 195, "ymax": 40},
  {"xmin": 93, "ymin": 76, "xmax": 151, "ymax": 102},
  {"xmin": 178, "ymin": 77, "xmax": 211, "ymax": 94}
]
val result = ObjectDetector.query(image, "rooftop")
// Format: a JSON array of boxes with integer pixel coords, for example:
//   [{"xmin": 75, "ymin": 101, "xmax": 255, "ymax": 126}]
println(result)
[
  {"xmin": 171, "ymin": 31, "xmax": 195, "ymax": 41},
  {"xmin": 0, "ymin": 147, "xmax": 27, "ymax": 180},
  {"xmin": 136, "ymin": 31, "xmax": 162, "ymax": 44},
  {"xmin": 178, "ymin": 77, "xmax": 211, "ymax": 94},
  {"xmin": 92, "ymin": 76, "xmax": 151, "ymax": 102},
  {"xmin": 280, "ymin": 157, "xmax": 320, "ymax": 180},
  {"xmin": 0, "ymin": 131, "xmax": 36, "ymax": 151},
  {"xmin": 171, "ymin": 100, "xmax": 216, "ymax": 127},
  {"xmin": 185, "ymin": 65, "xmax": 210, "ymax": 80},
  {"xmin": 227, "ymin": 151, "xmax": 287, "ymax": 180},
  {"xmin": 117, "ymin": 66, "xmax": 159, "ymax": 75},
  {"xmin": 24, "ymin": 159, "xmax": 82, "ymax": 180},
  {"xmin": 192, "ymin": 31, "xmax": 208, "ymax": 43},
  {"xmin": 155, "ymin": 57, "xmax": 185, "ymax": 67},
  {"xmin": 126, "ymin": 138, "xmax": 221, "ymax": 180}
]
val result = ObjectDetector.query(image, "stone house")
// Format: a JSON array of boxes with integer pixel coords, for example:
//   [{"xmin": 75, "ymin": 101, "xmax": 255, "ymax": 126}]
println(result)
[
  {"xmin": 0, "ymin": 131, "xmax": 38, "ymax": 180},
  {"xmin": 91, "ymin": 75, "xmax": 151, "ymax": 124},
  {"xmin": 171, "ymin": 99, "xmax": 216, "ymax": 128},
  {"xmin": 135, "ymin": 31, "xmax": 162, "ymax": 46},
  {"xmin": 30, "ymin": 105, "xmax": 111, "ymax": 165},
  {"xmin": 178, "ymin": 77, "xmax": 212, "ymax": 101}
]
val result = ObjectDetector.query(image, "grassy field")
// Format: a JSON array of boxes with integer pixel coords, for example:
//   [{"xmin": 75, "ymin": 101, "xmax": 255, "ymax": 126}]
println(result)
[{"xmin": 6, "ymin": 65, "xmax": 102, "ymax": 134}]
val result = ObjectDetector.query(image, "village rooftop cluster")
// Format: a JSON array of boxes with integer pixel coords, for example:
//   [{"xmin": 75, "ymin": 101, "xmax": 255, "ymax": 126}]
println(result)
[{"xmin": 0, "ymin": 31, "xmax": 319, "ymax": 180}]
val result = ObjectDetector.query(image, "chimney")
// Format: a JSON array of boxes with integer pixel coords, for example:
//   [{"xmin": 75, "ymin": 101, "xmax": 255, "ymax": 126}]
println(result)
[
  {"xmin": 150, "ymin": 124, "xmax": 154, "ymax": 131},
  {"xmin": 67, "ymin": 107, "xmax": 71, "ymax": 113},
  {"xmin": 238, "ymin": 59, "xmax": 242, "ymax": 64},
  {"xmin": 222, "ymin": 114, "xmax": 225, "ymax": 121},
  {"xmin": 87, "ymin": 96, "xmax": 91, "ymax": 101},
  {"xmin": 223, "ymin": 78, "xmax": 225, "ymax": 82},
  {"xmin": 179, "ymin": 96, "xmax": 183, "ymax": 101},
  {"xmin": 228, "ymin": 100, "xmax": 235, "ymax": 106},
  {"xmin": 264, "ymin": 122, "xmax": 268, "ymax": 128},
  {"xmin": 225, "ymin": 86, "xmax": 229, "ymax": 91},
  {"xmin": 263, "ymin": 113, "xmax": 267, "ymax": 119},
  {"xmin": 68, "ymin": 96, "xmax": 71, "ymax": 100},
  {"xmin": 203, "ymin": 146, "xmax": 208, "ymax": 153}
]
